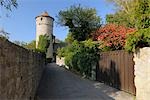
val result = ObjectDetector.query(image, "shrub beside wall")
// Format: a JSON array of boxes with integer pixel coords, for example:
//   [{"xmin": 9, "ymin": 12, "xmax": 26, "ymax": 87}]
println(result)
[
  {"xmin": 125, "ymin": 28, "xmax": 150, "ymax": 52},
  {"xmin": 0, "ymin": 38, "xmax": 46, "ymax": 100},
  {"xmin": 57, "ymin": 40, "xmax": 99, "ymax": 79}
]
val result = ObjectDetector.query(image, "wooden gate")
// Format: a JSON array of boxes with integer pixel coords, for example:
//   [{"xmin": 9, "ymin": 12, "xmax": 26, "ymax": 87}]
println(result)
[{"xmin": 96, "ymin": 50, "xmax": 136, "ymax": 95}]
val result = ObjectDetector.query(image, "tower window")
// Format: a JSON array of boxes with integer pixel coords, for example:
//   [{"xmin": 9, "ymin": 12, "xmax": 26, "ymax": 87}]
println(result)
[{"xmin": 41, "ymin": 17, "xmax": 43, "ymax": 21}]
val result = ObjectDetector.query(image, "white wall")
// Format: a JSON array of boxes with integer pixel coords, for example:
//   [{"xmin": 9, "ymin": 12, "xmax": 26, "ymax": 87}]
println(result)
[{"xmin": 134, "ymin": 47, "xmax": 150, "ymax": 100}]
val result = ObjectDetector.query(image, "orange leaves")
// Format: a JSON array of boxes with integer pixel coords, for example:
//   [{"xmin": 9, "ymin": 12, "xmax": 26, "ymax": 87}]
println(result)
[{"xmin": 92, "ymin": 24, "xmax": 136, "ymax": 50}]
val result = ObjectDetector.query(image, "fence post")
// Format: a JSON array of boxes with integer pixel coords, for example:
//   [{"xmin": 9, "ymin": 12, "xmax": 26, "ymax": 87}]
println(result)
[{"xmin": 91, "ymin": 63, "xmax": 96, "ymax": 81}]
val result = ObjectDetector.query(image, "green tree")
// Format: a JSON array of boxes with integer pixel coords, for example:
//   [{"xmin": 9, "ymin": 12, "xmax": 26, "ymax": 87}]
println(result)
[
  {"xmin": 106, "ymin": 11, "xmax": 135, "ymax": 28},
  {"xmin": 132, "ymin": 0, "xmax": 150, "ymax": 29},
  {"xmin": 106, "ymin": 0, "xmax": 137, "ymax": 14},
  {"xmin": 13, "ymin": 40, "xmax": 36, "ymax": 50},
  {"xmin": 37, "ymin": 35, "xmax": 50, "ymax": 53},
  {"xmin": 0, "ymin": 0, "xmax": 18, "ymax": 11},
  {"xmin": 0, "ymin": 28, "xmax": 10, "ymax": 39},
  {"xmin": 122, "ymin": 0, "xmax": 150, "ymax": 52},
  {"xmin": 57, "ymin": 4, "xmax": 101, "ymax": 41},
  {"xmin": 13, "ymin": 40, "xmax": 27, "ymax": 47},
  {"xmin": 65, "ymin": 32, "xmax": 74, "ymax": 44},
  {"xmin": 24, "ymin": 40, "xmax": 36, "ymax": 50},
  {"xmin": 106, "ymin": 0, "xmax": 150, "ymax": 29},
  {"xmin": 125, "ymin": 28, "xmax": 150, "ymax": 52}
]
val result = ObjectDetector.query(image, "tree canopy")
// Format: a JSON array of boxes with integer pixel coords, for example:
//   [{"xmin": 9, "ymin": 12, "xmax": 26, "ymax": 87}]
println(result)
[
  {"xmin": 0, "ymin": 28, "xmax": 10, "ymax": 39},
  {"xmin": 106, "ymin": 0, "xmax": 138, "ymax": 14},
  {"xmin": 106, "ymin": 0, "xmax": 150, "ymax": 29},
  {"xmin": 106, "ymin": 11, "xmax": 135, "ymax": 28},
  {"xmin": 24, "ymin": 40, "xmax": 36, "ymax": 50},
  {"xmin": 132, "ymin": 0, "xmax": 150, "ymax": 29},
  {"xmin": 0, "ymin": 0, "xmax": 18, "ymax": 11},
  {"xmin": 65, "ymin": 32, "xmax": 74, "ymax": 44},
  {"xmin": 57, "ymin": 5, "xmax": 101, "ymax": 41}
]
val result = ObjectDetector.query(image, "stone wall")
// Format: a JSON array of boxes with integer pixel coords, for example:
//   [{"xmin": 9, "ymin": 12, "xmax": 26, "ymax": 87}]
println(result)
[
  {"xmin": 134, "ymin": 47, "xmax": 150, "ymax": 100},
  {"xmin": 0, "ymin": 38, "xmax": 46, "ymax": 100}
]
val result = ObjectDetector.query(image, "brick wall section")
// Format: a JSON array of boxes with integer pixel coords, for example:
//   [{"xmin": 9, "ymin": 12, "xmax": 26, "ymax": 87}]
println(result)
[{"xmin": 0, "ymin": 38, "xmax": 46, "ymax": 100}]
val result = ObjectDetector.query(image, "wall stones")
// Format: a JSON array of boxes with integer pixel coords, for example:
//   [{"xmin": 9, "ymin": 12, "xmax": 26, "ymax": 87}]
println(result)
[
  {"xmin": 134, "ymin": 47, "xmax": 150, "ymax": 100},
  {"xmin": 0, "ymin": 38, "xmax": 46, "ymax": 100}
]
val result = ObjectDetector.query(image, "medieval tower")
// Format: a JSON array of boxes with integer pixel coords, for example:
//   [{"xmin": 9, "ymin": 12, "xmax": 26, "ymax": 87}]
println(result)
[{"xmin": 35, "ymin": 11, "xmax": 54, "ymax": 60}]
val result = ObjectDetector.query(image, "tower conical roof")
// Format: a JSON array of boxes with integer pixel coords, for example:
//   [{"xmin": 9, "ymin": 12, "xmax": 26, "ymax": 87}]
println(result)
[
  {"xmin": 36, "ymin": 11, "xmax": 54, "ymax": 20},
  {"xmin": 40, "ymin": 11, "xmax": 50, "ymax": 17}
]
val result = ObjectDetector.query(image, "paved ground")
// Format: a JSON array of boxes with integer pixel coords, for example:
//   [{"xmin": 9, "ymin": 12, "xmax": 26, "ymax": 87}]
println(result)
[{"xmin": 35, "ymin": 63, "xmax": 134, "ymax": 100}]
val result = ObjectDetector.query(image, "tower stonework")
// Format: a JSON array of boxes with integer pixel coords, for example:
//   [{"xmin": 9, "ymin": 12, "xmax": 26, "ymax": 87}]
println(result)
[{"xmin": 35, "ymin": 12, "xmax": 54, "ymax": 59}]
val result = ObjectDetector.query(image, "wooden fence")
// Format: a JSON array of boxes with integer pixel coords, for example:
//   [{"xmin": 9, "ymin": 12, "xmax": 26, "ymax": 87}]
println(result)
[{"xmin": 96, "ymin": 50, "xmax": 136, "ymax": 95}]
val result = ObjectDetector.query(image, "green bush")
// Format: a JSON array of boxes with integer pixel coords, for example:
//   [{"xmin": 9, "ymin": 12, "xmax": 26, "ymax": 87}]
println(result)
[
  {"xmin": 125, "ymin": 28, "xmax": 150, "ymax": 52},
  {"xmin": 24, "ymin": 40, "xmax": 36, "ymax": 50},
  {"xmin": 58, "ymin": 40, "xmax": 99, "ymax": 78},
  {"xmin": 57, "ymin": 47, "xmax": 66, "ymax": 58}
]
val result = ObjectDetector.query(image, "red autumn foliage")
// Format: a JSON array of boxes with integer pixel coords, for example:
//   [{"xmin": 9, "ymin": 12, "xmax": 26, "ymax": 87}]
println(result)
[{"xmin": 91, "ymin": 24, "xmax": 136, "ymax": 50}]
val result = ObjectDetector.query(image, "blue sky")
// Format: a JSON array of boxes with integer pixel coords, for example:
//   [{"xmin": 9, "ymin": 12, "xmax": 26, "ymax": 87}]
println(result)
[{"xmin": 0, "ymin": 0, "xmax": 115, "ymax": 43}]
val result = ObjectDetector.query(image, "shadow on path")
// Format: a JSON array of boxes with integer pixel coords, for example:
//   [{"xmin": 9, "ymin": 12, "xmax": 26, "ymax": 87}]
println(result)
[{"xmin": 35, "ymin": 63, "xmax": 116, "ymax": 100}]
